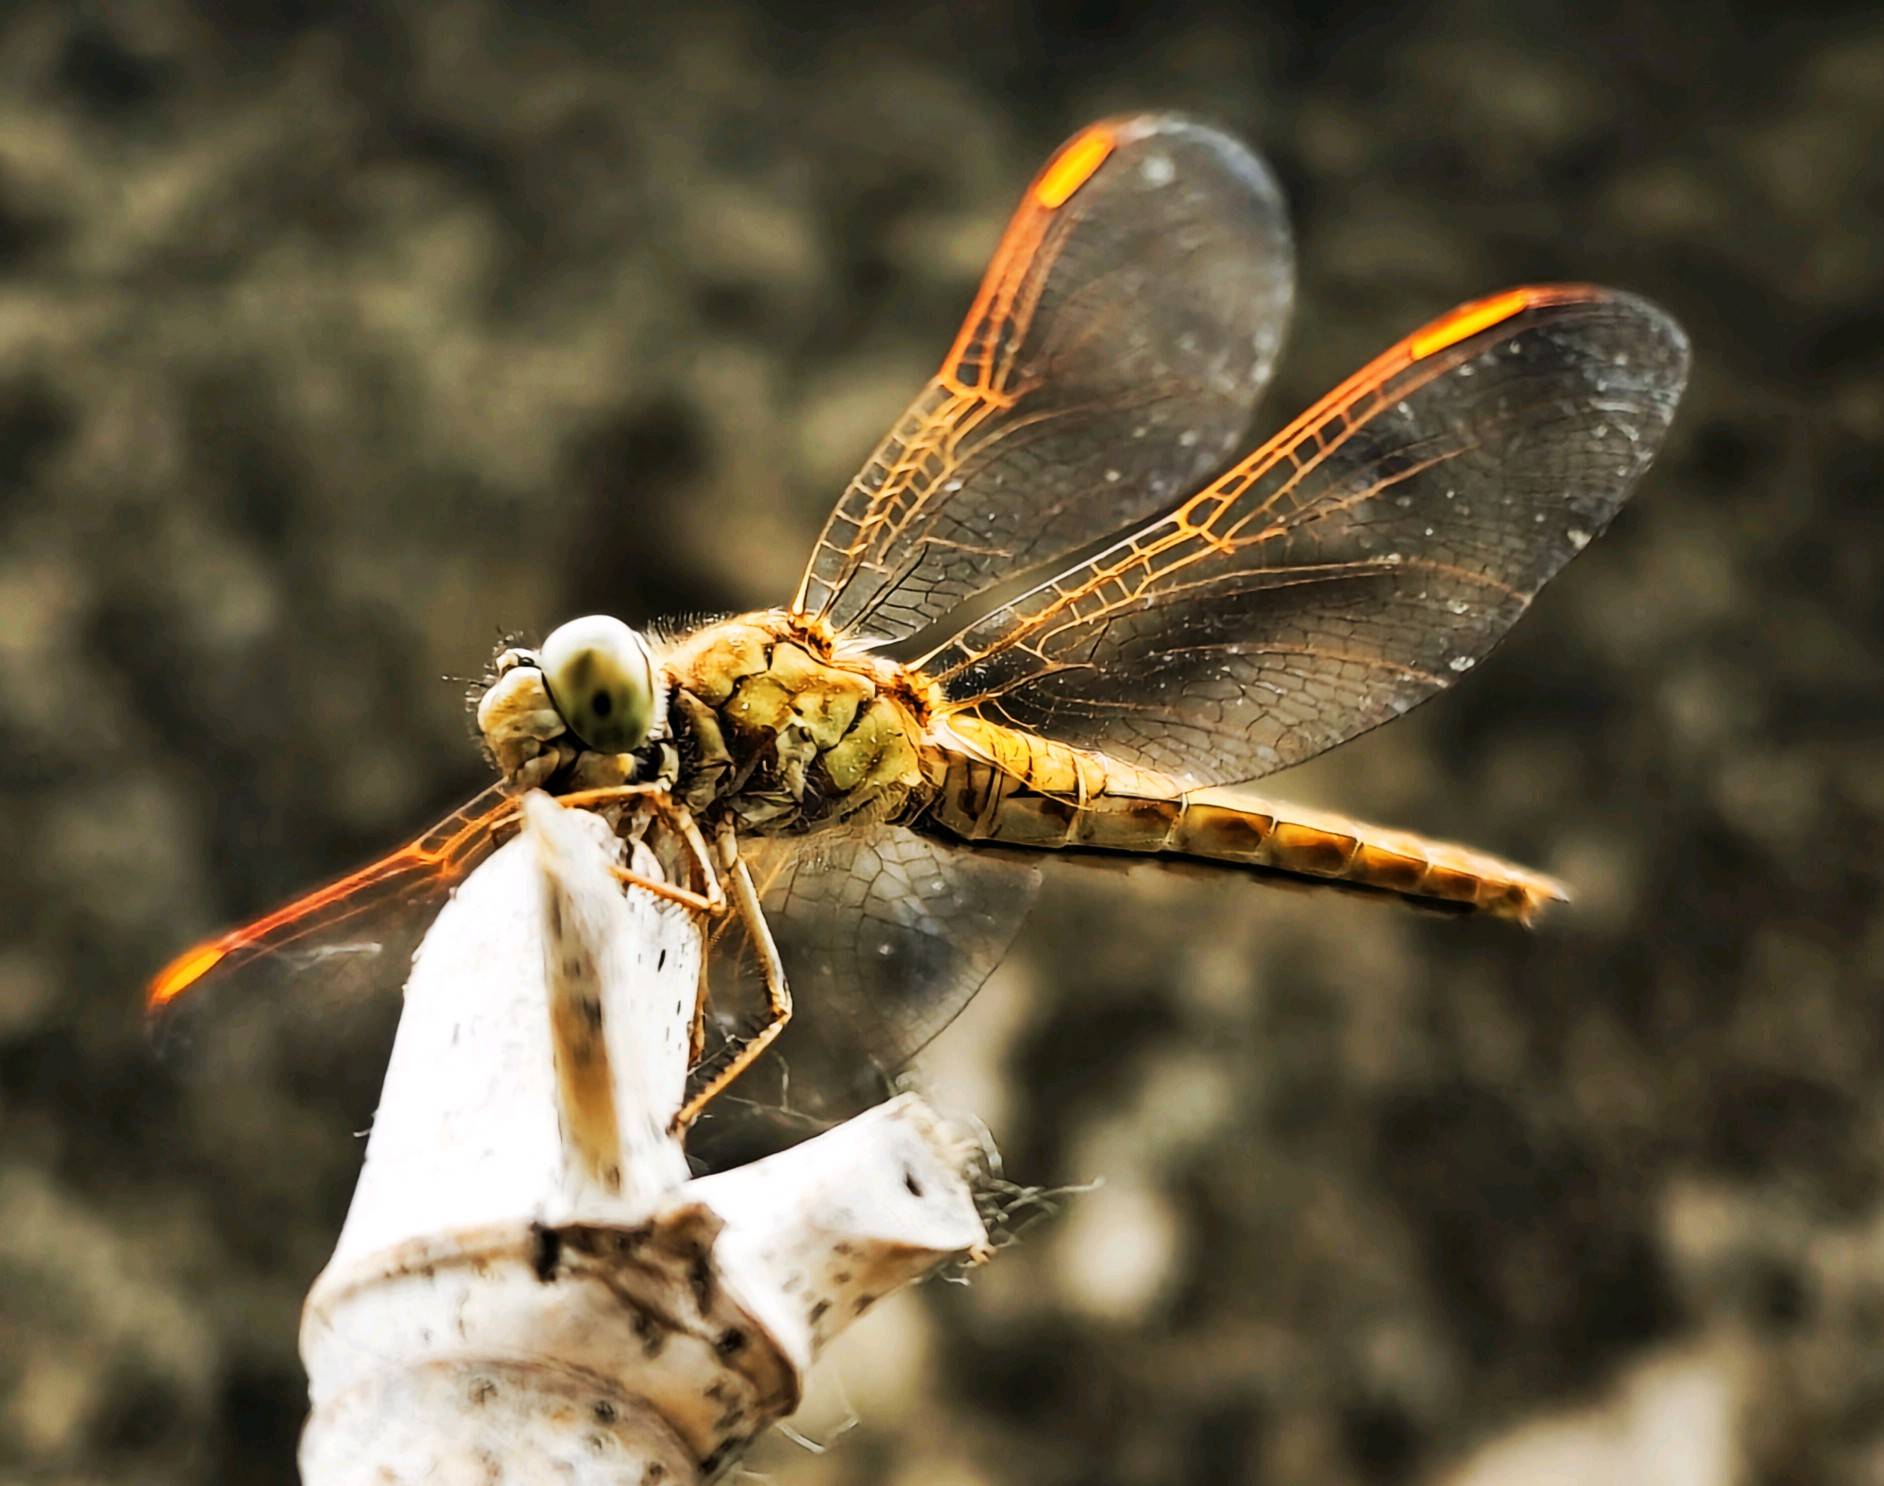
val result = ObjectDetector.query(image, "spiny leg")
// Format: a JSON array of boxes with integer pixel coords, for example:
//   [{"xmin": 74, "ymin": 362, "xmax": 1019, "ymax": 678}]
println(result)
[
  {"xmin": 557, "ymin": 782, "xmax": 728, "ymax": 917},
  {"xmin": 652, "ymin": 795, "xmax": 725, "ymax": 914},
  {"xmin": 688, "ymin": 952, "xmax": 712, "ymax": 1067},
  {"xmin": 687, "ymin": 884, "xmax": 751, "ymax": 1067},
  {"xmin": 671, "ymin": 838, "xmax": 792, "ymax": 1132},
  {"xmin": 581, "ymin": 787, "xmax": 727, "ymax": 1077},
  {"xmin": 607, "ymin": 864, "xmax": 718, "ymax": 914},
  {"xmin": 553, "ymin": 782, "xmax": 669, "ymax": 810}
]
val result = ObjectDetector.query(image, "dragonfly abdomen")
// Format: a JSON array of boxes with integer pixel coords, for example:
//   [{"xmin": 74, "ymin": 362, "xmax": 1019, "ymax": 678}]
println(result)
[
  {"xmin": 1166, "ymin": 792, "xmax": 1566, "ymax": 922},
  {"xmin": 927, "ymin": 716, "xmax": 1564, "ymax": 923}
]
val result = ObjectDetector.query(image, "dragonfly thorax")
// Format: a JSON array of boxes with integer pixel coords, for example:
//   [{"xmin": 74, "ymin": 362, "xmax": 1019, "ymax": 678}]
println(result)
[{"xmin": 661, "ymin": 612, "xmax": 943, "ymax": 833}]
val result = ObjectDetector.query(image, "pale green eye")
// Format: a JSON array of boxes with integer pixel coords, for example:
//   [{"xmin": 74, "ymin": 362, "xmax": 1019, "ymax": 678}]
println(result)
[{"xmin": 539, "ymin": 615, "xmax": 658, "ymax": 753}]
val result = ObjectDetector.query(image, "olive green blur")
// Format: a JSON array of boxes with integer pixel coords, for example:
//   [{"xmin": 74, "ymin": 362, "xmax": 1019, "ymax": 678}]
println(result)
[{"xmin": 3, "ymin": 3, "xmax": 1879, "ymax": 1484}]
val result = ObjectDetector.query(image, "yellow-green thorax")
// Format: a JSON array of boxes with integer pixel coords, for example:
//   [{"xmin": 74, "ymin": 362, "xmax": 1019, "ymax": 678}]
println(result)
[{"xmin": 660, "ymin": 612, "xmax": 942, "ymax": 832}]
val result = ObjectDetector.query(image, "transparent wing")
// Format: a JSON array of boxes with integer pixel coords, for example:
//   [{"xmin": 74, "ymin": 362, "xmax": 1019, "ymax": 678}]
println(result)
[
  {"xmin": 793, "ymin": 113, "xmax": 1294, "ymax": 645},
  {"xmin": 145, "ymin": 786, "xmax": 516, "ymax": 1038},
  {"xmin": 705, "ymin": 822, "xmax": 1042, "ymax": 1118},
  {"xmin": 922, "ymin": 286, "xmax": 1690, "ymax": 783}
]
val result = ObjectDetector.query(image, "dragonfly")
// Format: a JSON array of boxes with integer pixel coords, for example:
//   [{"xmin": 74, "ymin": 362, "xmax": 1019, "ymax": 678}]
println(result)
[{"xmin": 148, "ymin": 113, "xmax": 1689, "ymax": 1125}]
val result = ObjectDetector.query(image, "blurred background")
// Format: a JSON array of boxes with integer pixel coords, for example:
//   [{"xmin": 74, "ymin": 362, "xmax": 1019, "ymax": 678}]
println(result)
[{"xmin": 3, "ymin": 0, "xmax": 1881, "ymax": 1482}]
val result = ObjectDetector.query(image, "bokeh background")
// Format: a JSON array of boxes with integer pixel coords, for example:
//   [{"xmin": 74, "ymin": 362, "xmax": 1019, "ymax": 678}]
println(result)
[{"xmin": 4, "ymin": 1, "xmax": 1882, "ymax": 1482}]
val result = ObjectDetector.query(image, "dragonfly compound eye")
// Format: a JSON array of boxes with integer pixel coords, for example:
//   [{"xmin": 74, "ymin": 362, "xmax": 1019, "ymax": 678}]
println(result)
[{"xmin": 539, "ymin": 614, "xmax": 659, "ymax": 754}]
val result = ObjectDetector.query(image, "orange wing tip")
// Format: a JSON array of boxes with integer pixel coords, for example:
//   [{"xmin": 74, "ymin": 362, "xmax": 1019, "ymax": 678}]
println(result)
[
  {"xmin": 1408, "ymin": 287, "xmax": 1537, "ymax": 361},
  {"xmin": 1033, "ymin": 124, "xmax": 1117, "ymax": 209},
  {"xmin": 147, "ymin": 940, "xmax": 228, "ymax": 1010}
]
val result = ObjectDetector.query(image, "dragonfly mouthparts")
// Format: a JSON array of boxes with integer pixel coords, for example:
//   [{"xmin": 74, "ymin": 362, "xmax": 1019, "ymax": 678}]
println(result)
[{"xmin": 477, "ymin": 659, "xmax": 577, "ymax": 791}]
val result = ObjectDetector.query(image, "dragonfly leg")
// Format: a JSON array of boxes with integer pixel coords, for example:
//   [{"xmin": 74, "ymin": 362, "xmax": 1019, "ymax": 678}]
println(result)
[
  {"xmin": 689, "ymin": 846, "xmax": 761, "ymax": 1065},
  {"xmin": 688, "ymin": 951, "xmax": 712, "ymax": 1066},
  {"xmin": 571, "ymin": 787, "xmax": 731, "ymax": 1085},
  {"xmin": 554, "ymin": 782, "xmax": 672, "ymax": 810},
  {"xmin": 559, "ymin": 783, "xmax": 727, "ymax": 917},
  {"xmin": 644, "ymin": 792, "xmax": 726, "ymax": 916},
  {"xmin": 671, "ymin": 834, "xmax": 792, "ymax": 1132},
  {"xmin": 607, "ymin": 864, "xmax": 718, "ymax": 914}
]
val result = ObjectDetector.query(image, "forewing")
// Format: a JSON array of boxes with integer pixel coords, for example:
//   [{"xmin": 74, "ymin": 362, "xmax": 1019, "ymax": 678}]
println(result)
[
  {"xmin": 704, "ymin": 822, "xmax": 1042, "ymax": 1119},
  {"xmin": 146, "ymin": 786, "xmax": 515, "ymax": 1057},
  {"xmin": 923, "ymin": 287, "xmax": 1690, "ymax": 784},
  {"xmin": 793, "ymin": 114, "xmax": 1294, "ymax": 645}
]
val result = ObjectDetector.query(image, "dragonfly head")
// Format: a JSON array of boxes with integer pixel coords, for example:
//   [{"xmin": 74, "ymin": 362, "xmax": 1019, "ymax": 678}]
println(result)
[
  {"xmin": 537, "ymin": 613, "xmax": 667, "ymax": 754},
  {"xmin": 477, "ymin": 614, "xmax": 669, "ymax": 791}
]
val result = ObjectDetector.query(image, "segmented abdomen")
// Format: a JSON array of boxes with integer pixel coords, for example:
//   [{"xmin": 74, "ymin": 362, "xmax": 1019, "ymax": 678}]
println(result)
[{"xmin": 924, "ymin": 716, "xmax": 1564, "ymax": 923}]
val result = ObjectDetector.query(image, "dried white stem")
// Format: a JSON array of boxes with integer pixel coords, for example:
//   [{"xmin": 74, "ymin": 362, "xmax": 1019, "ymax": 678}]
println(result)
[{"xmin": 299, "ymin": 793, "xmax": 992, "ymax": 1485}]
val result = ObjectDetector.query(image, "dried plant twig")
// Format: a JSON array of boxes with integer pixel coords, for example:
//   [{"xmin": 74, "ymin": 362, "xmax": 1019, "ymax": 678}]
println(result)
[{"xmin": 300, "ymin": 793, "xmax": 993, "ymax": 1484}]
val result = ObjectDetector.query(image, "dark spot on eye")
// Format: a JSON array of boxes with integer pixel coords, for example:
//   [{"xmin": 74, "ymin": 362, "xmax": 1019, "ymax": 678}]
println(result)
[
  {"xmin": 904, "ymin": 1171, "xmax": 924, "ymax": 1199},
  {"xmin": 592, "ymin": 689, "xmax": 614, "ymax": 719},
  {"xmin": 715, "ymin": 1327, "xmax": 747, "ymax": 1356}
]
